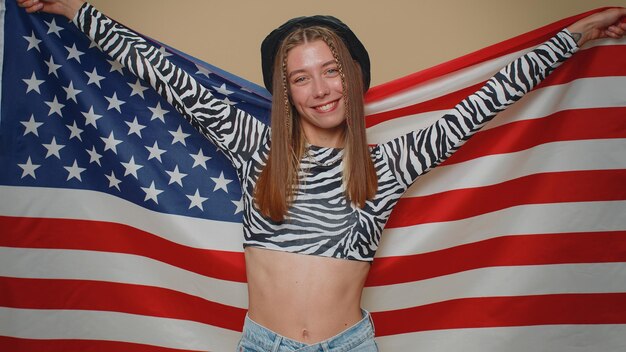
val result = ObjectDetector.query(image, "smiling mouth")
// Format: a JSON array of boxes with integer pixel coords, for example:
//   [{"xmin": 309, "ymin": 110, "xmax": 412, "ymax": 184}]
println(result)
[{"xmin": 314, "ymin": 100, "xmax": 338, "ymax": 113}]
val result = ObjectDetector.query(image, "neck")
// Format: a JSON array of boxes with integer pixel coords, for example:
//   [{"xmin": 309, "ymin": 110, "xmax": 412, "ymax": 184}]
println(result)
[{"xmin": 303, "ymin": 127, "xmax": 346, "ymax": 148}]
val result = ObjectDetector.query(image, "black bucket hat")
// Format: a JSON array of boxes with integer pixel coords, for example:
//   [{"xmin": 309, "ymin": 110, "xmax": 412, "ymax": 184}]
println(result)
[{"xmin": 261, "ymin": 15, "xmax": 371, "ymax": 93}]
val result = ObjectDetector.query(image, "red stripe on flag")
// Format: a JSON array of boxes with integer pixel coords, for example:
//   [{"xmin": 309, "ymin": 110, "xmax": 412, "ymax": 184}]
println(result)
[
  {"xmin": 366, "ymin": 83, "xmax": 483, "ymax": 127},
  {"xmin": 0, "ymin": 216, "xmax": 247, "ymax": 282},
  {"xmin": 445, "ymin": 107, "xmax": 626, "ymax": 165},
  {"xmin": 371, "ymin": 293, "xmax": 626, "ymax": 336},
  {"xmin": 367, "ymin": 231, "xmax": 626, "ymax": 286},
  {"xmin": 0, "ymin": 276, "xmax": 246, "ymax": 331},
  {"xmin": 387, "ymin": 169, "xmax": 626, "ymax": 227},
  {"xmin": 365, "ymin": 45, "xmax": 626, "ymax": 127},
  {"xmin": 0, "ymin": 336, "xmax": 205, "ymax": 352}
]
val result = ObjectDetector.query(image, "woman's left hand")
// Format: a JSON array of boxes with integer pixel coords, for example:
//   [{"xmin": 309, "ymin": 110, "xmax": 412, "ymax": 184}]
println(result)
[{"xmin": 567, "ymin": 7, "xmax": 626, "ymax": 46}]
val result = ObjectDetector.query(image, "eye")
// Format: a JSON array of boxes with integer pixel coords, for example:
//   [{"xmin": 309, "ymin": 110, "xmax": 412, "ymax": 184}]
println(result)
[
  {"xmin": 326, "ymin": 67, "xmax": 339, "ymax": 76},
  {"xmin": 290, "ymin": 74, "xmax": 309, "ymax": 85}
]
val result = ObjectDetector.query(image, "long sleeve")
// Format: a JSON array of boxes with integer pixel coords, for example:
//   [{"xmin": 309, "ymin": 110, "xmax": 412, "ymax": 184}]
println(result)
[
  {"xmin": 72, "ymin": 3, "xmax": 269, "ymax": 172},
  {"xmin": 380, "ymin": 29, "xmax": 579, "ymax": 189}
]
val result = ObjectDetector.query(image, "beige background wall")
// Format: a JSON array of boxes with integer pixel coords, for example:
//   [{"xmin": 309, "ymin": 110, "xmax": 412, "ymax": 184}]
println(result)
[{"xmin": 89, "ymin": 0, "xmax": 625, "ymax": 87}]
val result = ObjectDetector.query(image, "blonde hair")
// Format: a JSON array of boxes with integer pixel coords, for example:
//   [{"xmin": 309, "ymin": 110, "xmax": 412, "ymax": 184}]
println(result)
[{"xmin": 254, "ymin": 26, "xmax": 377, "ymax": 222}]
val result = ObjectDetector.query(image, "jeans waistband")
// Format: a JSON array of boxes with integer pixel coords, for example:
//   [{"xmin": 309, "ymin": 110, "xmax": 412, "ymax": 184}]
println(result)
[{"xmin": 241, "ymin": 309, "xmax": 375, "ymax": 352}]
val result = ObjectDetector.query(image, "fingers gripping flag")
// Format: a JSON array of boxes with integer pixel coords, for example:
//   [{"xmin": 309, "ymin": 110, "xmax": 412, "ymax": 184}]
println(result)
[{"xmin": 1, "ymin": 1, "xmax": 626, "ymax": 351}]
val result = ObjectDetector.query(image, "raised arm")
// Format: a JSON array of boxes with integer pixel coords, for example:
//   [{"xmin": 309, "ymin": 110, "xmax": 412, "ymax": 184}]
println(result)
[
  {"xmin": 17, "ymin": 0, "xmax": 270, "ymax": 172},
  {"xmin": 381, "ymin": 8, "xmax": 626, "ymax": 189}
]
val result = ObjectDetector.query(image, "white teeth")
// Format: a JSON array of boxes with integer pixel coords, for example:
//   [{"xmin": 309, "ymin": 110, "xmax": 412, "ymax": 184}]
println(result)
[{"xmin": 316, "ymin": 101, "xmax": 336, "ymax": 112}]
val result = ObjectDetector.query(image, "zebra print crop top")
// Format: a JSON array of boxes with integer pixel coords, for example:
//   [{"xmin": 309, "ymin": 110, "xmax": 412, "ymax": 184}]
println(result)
[{"xmin": 74, "ymin": 3, "xmax": 578, "ymax": 261}]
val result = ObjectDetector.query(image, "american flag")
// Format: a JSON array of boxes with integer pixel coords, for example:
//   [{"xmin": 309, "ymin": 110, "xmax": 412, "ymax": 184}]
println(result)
[{"xmin": 1, "ymin": 0, "xmax": 625, "ymax": 350}]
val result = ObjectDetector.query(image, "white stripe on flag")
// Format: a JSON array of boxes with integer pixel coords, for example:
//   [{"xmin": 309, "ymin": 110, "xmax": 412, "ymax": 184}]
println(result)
[
  {"xmin": 375, "ymin": 324, "xmax": 626, "ymax": 352},
  {"xmin": 363, "ymin": 262, "xmax": 626, "ymax": 311},
  {"xmin": 378, "ymin": 201, "xmax": 626, "ymax": 257},
  {"xmin": 0, "ymin": 247, "xmax": 248, "ymax": 309},
  {"xmin": 0, "ymin": 307, "xmax": 241, "ymax": 351},
  {"xmin": 406, "ymin": 139, "xmax": 626, "ymax": 197},
  {"xmin": 0, "ymin": 186, "xmax": 244, "ymax": 251}
]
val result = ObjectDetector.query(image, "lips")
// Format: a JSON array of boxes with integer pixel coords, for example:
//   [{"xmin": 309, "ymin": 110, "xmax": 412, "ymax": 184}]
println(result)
[{"xmin": 313, "ymin": 100, "xmax": 338, "ymax": 113}]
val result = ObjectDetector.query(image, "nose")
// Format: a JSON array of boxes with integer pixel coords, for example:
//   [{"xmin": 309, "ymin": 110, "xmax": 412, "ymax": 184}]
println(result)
[{"xmin": 312, "ymin": 77, "xmax": 330, "ymax": 98}]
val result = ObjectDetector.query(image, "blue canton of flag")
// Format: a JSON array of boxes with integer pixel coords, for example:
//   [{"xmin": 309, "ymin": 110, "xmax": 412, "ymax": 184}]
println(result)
[{"xmin": 0, "ymin": 2, "xmax": 271, "ymax": 222}]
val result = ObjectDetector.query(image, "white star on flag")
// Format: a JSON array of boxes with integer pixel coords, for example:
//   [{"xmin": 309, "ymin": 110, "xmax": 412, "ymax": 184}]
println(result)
[
  {"xmin": 45, "ymin": 96, "xmax": 64, "ymax": 116},
  {"xmin": 121, "ymin": 156, "xmax": 143, "ymax": 178},
  {"xmin": 146, "ymin": 141, "xmax": 166, "ymax": 162},
  {"xmin": 101, "ymin": 131, "xmax": 122, "ymax": 154},
  {"xmin": 64, "ymin": 160, "xmax": 86, "ymax": 181},
  {"xmin": 148, "ymin": 102, "xmax": 169, "ymax": 122},
  {"xmin": 170, "ymin": 125, "xmax": 190, "ymax": 146},
  {"xmin": 211, "ymin": 171, "xmax": 233, "ymax": 193},
  {"xmin": 88, "ymin": 38, "xmax": 99, "ymax": 49},
  {"xmin": 106, "ymin": 171, "xmax": 122, "ymax": 191},
  {"xmin": 128, "ymin": 79, "xmax": 148, "ymax": 98},
  {"xmin": 65, "ymin": 43, "xmax": 85, "ymax": 63},
  {"xmin": 141, "ymin": 181, "xmax": 163, "ymax": 204},
  {"xmin": 45, "ymin": 18, "xmax": 64, "ymax": 37},
  {"xmin": 125, "ymin": 116, "xmax": 146, "ymax": 137},
  {"xmin": 195, "ymin": 64, "xmax": 212, "ymax": 78},
  {"xmin": 21, "ymin": 115, "xmax": 43, "ymax": 136},
  {"xmin": 18, "ymin": 157, "xmax": 40, "ymax": 179},
  {"xmin": 190, "ymin": 149, "xmax": 211, "ymax": 169},
  {"xmin": 82, "ymin": 106, "xmax": 102, "ymax": 128},
  {"xmin": 107, "ymin": 59, "xmax": 125, "ymax": 74},
  {"xmin": 158, "ymin": 46, "xmax": 172, "ymax": 57},
  {"xmin": 186, "ymin": 189, "xmax": 208, "ymax": 211},
  {"xmin": 85, "ymin": 67, "xmax": 105, "ymax": 87},
  {"xmin": 66, "ymin": 121, "xmax": 83, "ymax": 141},
  {"xmin": 23, "ymin": 72, "xmax": 45, "ymax": 93},
  {"xmin": 63, "ymin": 81, "xmax": 82, "ymax": 103},
  {"xmin": 166, "ymin": 165, "xmax": 187, "ymax": 187},
  {"xmin": 87, "ymin": 146, "xmax": 103, "ymax": 166},
  {"xmin": 23, "ymin": 31, "xmax": 41, "ymax": 52},
  {"xmin": 43, "ymin": 137, "xmax": 64, "ymax": 159},
  {"xmin": 105, "ymin": 92, "xmax": 125, "ymax": 112},
  {"xmin": 45, "ymin": 56, "xmax": 61, "ymax": 77},
  {"xmin": 213, "ymin": 83, "xmax": 234, "ymax": 96},
  {"xmin": 222, "ymin": 97, "xmax": 238, "ymax": 106},
  {"xmin": 232, "ymin": 199, "xmax": 244, "ymax": 214}
]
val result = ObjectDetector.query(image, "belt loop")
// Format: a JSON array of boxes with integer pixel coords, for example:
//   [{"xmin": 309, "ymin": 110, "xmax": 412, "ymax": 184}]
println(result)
[
  {"xmin": 368, "ymin": 311, "xmax": 376, "ymax": 335},
  {"xmin": 321, "ymin": 341, "xmax": 330, "ymax": 352},
  {"xmin": 271, "ymin": 334, "xmax": 283, "ymax": 352}
]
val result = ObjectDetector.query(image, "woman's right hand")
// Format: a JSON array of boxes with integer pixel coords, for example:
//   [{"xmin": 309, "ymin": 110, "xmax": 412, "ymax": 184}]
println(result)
[
  {"xmin": 567, "ymin": 7, "xmax": 626, "ymax": 46},
  {"xmin": 17, "ymin": 0, "xmax": 85, "ymax": 20}
]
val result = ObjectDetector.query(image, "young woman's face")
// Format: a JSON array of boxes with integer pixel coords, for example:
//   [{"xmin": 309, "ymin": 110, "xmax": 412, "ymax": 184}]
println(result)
[{"xmin": 286, "ymin": 40, "xmax": 346, "ymax": 147}]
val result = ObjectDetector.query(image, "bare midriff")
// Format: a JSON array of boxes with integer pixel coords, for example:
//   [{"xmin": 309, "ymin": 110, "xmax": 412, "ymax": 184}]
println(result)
[{"xmin": 245, "ymin": 246, "xmax": 371, "ymax": 344}]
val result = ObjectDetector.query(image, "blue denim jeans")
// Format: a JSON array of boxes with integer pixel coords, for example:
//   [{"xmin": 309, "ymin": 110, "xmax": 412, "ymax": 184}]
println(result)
[{"xmin": 237, "ymin": 310, "xmax": 378, "ymax": 352}]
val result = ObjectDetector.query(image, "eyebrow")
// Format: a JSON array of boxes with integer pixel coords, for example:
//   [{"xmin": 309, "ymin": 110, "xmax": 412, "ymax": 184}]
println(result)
[{"xmin": 288, "ymin": 60, "xmax": 337, "ymax": 79}]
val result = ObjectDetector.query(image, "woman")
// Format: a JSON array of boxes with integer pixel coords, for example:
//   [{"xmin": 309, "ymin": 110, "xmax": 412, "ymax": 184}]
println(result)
[{"xmin": 18, "ymin": 0, "xmax": 626, "ymax": 351}]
